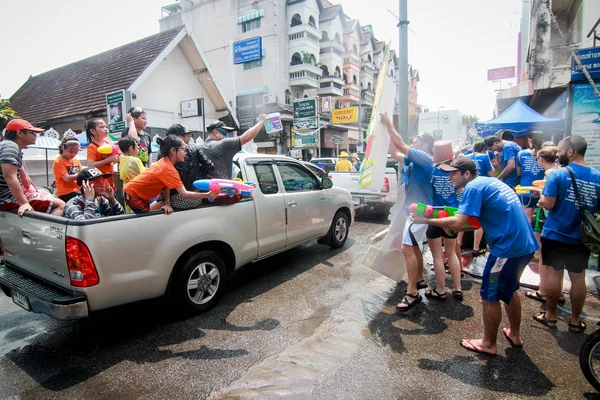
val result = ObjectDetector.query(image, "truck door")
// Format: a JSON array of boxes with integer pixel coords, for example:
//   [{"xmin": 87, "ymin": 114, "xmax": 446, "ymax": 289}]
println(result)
[
  {"xmin": 247, "ymin": 162, "xmax": 287, "ymax": 257},
  {"xmin": 275, "ymin": 161, "xmax": 330, "ymax": 247}
]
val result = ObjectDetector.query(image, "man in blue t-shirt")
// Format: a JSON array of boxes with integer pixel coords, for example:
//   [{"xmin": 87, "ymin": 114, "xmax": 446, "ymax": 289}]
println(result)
[
  {"xmin": 382, "ymin": 113, "xmax": 434, "ymax": 312},
  {"xmin": 412, "ymin": 157, "xmax": 538, "ymax": 355},
  {"xmin": 463, "ymin": 141, "xmax": 495, "ymax": 178},
  {"xmin": 537, "ymin": 135, "xmax": 600, "ymax": 334},
  {"xmin": 516, "ymin": 138, "xmax": 545, "ymax": 221},
  {"xmin": 484, "ymin": 136, "xmax": 522, "ymax": 188}
]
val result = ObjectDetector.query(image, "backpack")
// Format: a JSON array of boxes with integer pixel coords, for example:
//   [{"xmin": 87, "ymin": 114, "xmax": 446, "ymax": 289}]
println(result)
[{"xmin": 566, "ymin": 167, "xmax": 600, "ymax": 254}]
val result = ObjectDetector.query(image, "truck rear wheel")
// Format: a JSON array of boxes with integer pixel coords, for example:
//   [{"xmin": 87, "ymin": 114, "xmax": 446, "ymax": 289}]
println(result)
[{"xmin": 172, "ymin": 250, "xmax": 228, "ymax": 313}]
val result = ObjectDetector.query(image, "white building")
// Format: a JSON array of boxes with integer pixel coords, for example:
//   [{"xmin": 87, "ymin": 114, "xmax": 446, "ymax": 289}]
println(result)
[
  {"xmin": 418, "ymin": 109, "xmax": 465, "ymax": 146},
  {"xmin": 159, "ymin": 0, "xmax": 406, "ymax": 157}
]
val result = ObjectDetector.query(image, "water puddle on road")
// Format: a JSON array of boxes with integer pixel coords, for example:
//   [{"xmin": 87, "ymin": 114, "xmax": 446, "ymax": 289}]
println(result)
[
  {"xmin": 0, "ymin": 321, "xmax": 46, "ymax": 356},
  {"xmin": 210, "ymin": 277, "xmax": 395, "ymax": 399}
]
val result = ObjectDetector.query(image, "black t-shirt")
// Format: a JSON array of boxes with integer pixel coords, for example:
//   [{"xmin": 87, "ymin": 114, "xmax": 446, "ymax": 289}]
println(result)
[
  {"xmin": 203, "ymin": 138, "xmax": 242, "ymax": 179},
  {"xmin": 172, "ymin": 142, "xmax": 215, "ymax": 192},
  {"xmin": 122, "ymin": 129, "xmax": 152, "ymax": 167}
]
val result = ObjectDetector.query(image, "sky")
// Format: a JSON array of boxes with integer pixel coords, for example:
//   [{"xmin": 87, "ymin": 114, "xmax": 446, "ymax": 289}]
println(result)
[{"xmin": 1, "ymin": 0, "xmax": 522, "ymax": 121}]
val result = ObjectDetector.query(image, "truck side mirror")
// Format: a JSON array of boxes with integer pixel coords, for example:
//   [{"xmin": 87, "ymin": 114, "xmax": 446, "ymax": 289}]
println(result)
[{"xmin": 322, "ymin": 177, "xmax": 333, "ymax": 189}]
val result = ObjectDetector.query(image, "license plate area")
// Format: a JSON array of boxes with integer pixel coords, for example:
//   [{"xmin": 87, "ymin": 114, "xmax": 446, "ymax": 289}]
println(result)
[{"xmin": 12, "ymin": 290, "xmax": 31, "ymax": 311}]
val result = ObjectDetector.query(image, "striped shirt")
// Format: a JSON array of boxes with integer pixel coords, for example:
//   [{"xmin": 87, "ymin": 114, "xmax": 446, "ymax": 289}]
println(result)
[
  {"xmin": 0, "ymin": 140, "xmax": 23, "ymax": 204},
  {"xmin": 64, "ymin": 195, "xmax": 125, "ymax": 220}
]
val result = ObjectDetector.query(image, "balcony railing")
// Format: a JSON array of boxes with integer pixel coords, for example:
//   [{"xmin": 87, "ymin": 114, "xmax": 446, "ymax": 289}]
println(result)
[
  {"xmin": 320, "ymin": 46, "xmax": 343, "ymax": 56},
  {"xmin": 360, "ymin": 89, "xmax": 375, "ymax": 106},
  {"xmin": 318, "ymin": 76, "xmax": 344, "ymax": 97},
  {"xmin": 361, "ymin": 60, "xmax": 376, "ymax": 71},
  {"xmin": 288, "ymin": 24, "xmax": 321, "ymax": 43},
  {"xmin": 319, "ymin": 40, "xmax": 344, "ymax": 53},
  {"xmin": 289, "ymin": 63, "xmax": 323, "ymax": 88}
]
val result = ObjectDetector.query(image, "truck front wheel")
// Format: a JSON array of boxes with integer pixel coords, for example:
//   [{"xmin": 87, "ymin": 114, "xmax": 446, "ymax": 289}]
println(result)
[{"xmin": 172, "ymin": 250, "xmax": 228, "ymax": 313}]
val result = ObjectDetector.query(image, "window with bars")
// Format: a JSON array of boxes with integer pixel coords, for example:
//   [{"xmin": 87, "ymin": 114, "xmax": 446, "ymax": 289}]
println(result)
[{"xmin": 242, "ymin": 18, "xmax": 261, "ymax": 33}]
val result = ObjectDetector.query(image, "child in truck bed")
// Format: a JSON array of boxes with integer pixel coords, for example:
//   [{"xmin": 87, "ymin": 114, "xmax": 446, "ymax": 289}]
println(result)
[{"xmin": 123, "ymin": 136, "xmax": 217, "ymax": 214}]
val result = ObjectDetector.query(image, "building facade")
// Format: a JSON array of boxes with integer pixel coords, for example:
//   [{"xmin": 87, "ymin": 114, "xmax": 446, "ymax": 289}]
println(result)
[{"xmin": 159, "ymin": 0, "xmax": 414, "ymax": 158}]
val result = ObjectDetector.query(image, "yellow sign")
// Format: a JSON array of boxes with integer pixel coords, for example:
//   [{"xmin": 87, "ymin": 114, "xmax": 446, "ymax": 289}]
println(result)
[{"xmin": 332, "ymin": 107, "xmax": 358, "ymax": 124}]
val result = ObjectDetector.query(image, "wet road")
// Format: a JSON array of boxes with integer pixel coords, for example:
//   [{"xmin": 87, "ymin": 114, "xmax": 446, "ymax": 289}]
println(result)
[{"xmin": 0, "ymin": 211, "xmax": 598, "ymax": 399}]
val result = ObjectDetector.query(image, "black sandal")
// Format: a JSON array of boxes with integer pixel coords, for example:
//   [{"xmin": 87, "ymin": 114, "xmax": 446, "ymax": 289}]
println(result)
[
  {"xmin": 568, "ymin": 320, "xmax": 587, "ymax": 333},
  {"xmin": 532, "ymin": 312, "xmax": 557, "ymax": 329},
  {"xmin": 425, "ymin": 289, "xmax": 447, "ymax": 301},
  {"xmin": 525, "ymin": 290, "xmax": 566, "ymax": 305},
  {"xmin": 472, "ymin": 249, "xmax": 486, "ymax": 257},
  {"xmin": 416, "ymin": 280, "xmax": 428, "ymax": 290},
  {"xmin": 397, "ymin": 293, "xmax": 422, "ymax": 312},
  {"xmin": 452, "ymin": 290, "xmax": 464, "ymax": 301}
]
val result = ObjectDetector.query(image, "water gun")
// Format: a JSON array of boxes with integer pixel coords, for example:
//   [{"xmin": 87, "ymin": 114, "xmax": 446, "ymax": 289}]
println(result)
[
  {"xmin": 193, "ymin": 179, "xmax": 255, "ymax": 202},
  {"xmin": 98, "ymin": 143, "xmax": 120, "ymax": 158},
  {"xmin": 515, "ymin": 180, "xmax": 545, "ymax": 195},
  {"xmin": 409, "ymin": 202, "xmax": 481, "ymax": 229}
]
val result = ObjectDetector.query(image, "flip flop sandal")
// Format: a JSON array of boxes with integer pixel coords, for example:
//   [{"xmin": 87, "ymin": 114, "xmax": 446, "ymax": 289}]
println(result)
[
  {"xmin": 502, "ymin": 328, "xmax": 523, "ymax": 348},
  {"xmin": 425, "ymin": 289, "xmax": 447, "ymax": 301},
  {"xmin": 460, "ymin": 339, "xmax": 497, "ymax": 356},
  {"xmin": 452, "ymin": 290, "xmax": 464, "ymax": 301},
  {"xmin": 396, "ymin": 293, "xmax": 422, "ymax": 312},
  {"xmin": 472, "ymin": 249, "xmax": 486, "ymax": 257},
  {"xmin": 568, "ymin": 321, "xmax": 587, "ymax": 333},
  {"xmin": 416, "ymin": 280, "xmax": 428, "ymax": 290},
  {"xmin": 532, "ymin": 312, "xmax": 557, "ymax": 329}
]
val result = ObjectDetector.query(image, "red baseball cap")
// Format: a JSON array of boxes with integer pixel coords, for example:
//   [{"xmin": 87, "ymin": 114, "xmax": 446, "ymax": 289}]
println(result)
[{"xmin": 6, "ymin": 119, "xmax": 44, "ymax": 133}]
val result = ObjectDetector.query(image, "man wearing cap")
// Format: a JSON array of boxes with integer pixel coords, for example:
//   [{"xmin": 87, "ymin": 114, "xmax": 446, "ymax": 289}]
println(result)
[
  {"xmin": 335, "ymin": 152, "xmax": 353, "ymax": 171},
  {"xmin": 161, "ymin": 123, "xmax": 215, "ymax": 210},
  {"xmin": 203, "ymin": 115, "xmax": 266, "ymax": 180},
  {"xmin": 483, "ymin": 135, "xmax": 522, "ymax": 188},
  {"xmin": 412, "ymin": 158, "xmax": 538, "ymax": 355},
  {"xmin": 0, "ymin": 119, "xmax": 65, "ymax": 217},
  {"xmin": 63, "ymin": 168, "xmax": 125, "ymax": 220},
  {"xmin": 380, "ymin": 112, "xmax": 434, "ymax": 312}
]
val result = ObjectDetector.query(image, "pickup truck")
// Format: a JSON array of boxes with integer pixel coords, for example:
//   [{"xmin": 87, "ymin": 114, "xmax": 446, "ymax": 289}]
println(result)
[
  {"xmin": 328, "ymin": 160, "xmax": 399, "ymax": 212},
  {"xmin": 0, "ymin": 154, "xmax": 354, "ymax": 320}
]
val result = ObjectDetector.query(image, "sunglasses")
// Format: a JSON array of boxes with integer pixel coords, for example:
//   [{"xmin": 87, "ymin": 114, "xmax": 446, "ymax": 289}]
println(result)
[{"xmin": 218, "ymin": 128, "xmax": 229, "ymax": 137}]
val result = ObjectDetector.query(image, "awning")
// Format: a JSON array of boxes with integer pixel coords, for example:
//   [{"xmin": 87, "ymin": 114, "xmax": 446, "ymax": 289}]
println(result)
[
  {"xmin": 236, "ymin": 9, "xmax": 264, "ymax": 24},
  {"xmin": 236, "ymin": 86, "xmax": 268, "ymax": 97}
]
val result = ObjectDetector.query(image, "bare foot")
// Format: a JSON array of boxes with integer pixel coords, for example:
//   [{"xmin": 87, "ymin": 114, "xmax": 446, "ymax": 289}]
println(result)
[
  {"xmin": 460, "ymin": 338, "xmax": 497, "ymax": 356},
  {"xmin": 502, "ymin": 327, "xmax": 523, "ymax": 347}
]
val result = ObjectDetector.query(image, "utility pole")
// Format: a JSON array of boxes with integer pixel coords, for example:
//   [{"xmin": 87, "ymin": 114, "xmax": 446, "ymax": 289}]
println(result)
[{"xmin": 398, "ymin": 0, "xmax": 409, "ymax": 139}]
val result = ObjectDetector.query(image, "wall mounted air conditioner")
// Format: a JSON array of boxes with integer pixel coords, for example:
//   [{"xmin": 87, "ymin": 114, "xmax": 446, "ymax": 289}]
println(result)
[{"xmin": 262, "ymin": 94, "xmax": 277, "ymax": 104}]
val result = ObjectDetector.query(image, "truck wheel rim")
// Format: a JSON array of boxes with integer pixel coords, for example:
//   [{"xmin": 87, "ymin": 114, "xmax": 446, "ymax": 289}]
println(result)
[
  {"xmin": 335, "ymin": 217, "xmax": 347, "ymax": 241},
  {"xmin": 187, "ymin": 262, "xmax": 220, "ymax": 305}
]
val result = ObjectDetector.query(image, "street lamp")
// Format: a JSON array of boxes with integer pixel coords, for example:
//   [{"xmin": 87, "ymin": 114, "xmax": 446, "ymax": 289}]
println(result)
[{"xmin": 437, "ymin": 106, "xmax": 445, "ymax": 137}]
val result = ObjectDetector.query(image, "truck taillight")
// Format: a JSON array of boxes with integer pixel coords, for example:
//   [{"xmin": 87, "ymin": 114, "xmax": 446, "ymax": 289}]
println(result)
[
  {"xmin": 328, "ymin": 174, "xmax": 332, "ymax": 179},
  {"xmin": 382, "ymin": 177, "xmax": 390, "ymax": 193},
  {"xmin": 66, "ymin": 237, "xmax": 99, "ymax": 287}
]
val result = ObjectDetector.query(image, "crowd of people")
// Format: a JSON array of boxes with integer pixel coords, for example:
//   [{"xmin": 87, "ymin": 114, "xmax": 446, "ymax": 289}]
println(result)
[
  {"xmin": 381, "ymin": 112, "xmax": 599, "ymax": 356},
  {"xmin": 0, "ymin": 109, "xmax": 267, "ymax": 221},
  {"xmin": 1, "ymin": 110, "xmax": 598, "ymax": 356}
]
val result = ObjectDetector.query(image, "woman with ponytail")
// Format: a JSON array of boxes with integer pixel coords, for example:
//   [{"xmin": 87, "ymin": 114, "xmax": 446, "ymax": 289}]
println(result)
[
  {"xmin": 86, "ymin": 118, "xmax": 117, "ymax": 188},
  {"xmin": 123, "ymin": 136, "xmax": 217, "ymax": 214}
]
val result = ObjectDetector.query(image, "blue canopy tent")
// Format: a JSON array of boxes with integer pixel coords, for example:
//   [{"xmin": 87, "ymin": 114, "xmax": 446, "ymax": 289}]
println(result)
[{"xmin": 475, "ymin": 99, "xmax": 564, "ymax": 137}]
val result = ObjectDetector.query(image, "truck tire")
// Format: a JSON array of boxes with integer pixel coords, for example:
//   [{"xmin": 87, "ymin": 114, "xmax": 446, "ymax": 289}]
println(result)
[
  {"xmin": 171, "ymin": 250, "xmax": 228, "ymax": 313},
  {"xmin": 323, "ymin": 211, "xmax": 349, "ymax": 249}
]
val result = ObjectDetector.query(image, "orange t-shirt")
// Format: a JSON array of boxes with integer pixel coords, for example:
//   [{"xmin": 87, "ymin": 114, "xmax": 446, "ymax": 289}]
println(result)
[
  {"xmin": 53, "ymin": 156, "xmax": 83, "ymax": 196},
  {"xmin": 87, "ymin": 142, "xmax": 115, "ymax": 187},
  {"xmin": 123, "ymin": 157, "xmax": 183, "ymax": 201}
]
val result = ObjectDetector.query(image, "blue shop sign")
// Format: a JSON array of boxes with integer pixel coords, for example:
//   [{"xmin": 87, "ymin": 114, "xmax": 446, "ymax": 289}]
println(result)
[
  {"xmin": 571, "ymin": 46, "xmax": 600, "ymax": 81},
  {"xmin": 233, "ymin": 37, "xmax": 262, "ymax": 64}
]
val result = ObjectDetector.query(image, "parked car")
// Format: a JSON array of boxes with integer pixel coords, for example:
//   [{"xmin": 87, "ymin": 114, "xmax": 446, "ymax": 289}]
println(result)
[
  {"xmin": 300, "ymin": 160, "xmax": 328, "ymax": 178},
  {"xmin": 0, "ymin": 154, "xmax": 354, "ymax": 320}
]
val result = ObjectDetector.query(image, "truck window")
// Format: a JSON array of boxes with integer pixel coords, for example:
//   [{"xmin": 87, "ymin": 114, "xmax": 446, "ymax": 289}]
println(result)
[
  {"xmin": 278, "ymin": 164, "xmax": 320, "ymax": 192},
  {"xmin": 254, "ymin": 164, "xmax": 279, "ymax": 195}
]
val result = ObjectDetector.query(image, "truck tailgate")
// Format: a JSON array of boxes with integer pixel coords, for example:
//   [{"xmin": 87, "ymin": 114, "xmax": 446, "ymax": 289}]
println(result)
[{"xmin": 0, "ymin": 211, "xmax": 70, "ymax": 288}]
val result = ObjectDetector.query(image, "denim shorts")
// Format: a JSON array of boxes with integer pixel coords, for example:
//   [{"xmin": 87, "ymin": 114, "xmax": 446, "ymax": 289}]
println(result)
[{"xmin": 480, "ymin": 253, "xmax": 534, "ymax": 303}]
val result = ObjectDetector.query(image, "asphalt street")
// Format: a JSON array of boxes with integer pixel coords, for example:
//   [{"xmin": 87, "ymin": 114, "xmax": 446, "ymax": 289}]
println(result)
[{"xmin": 0, "ymin": 210, "xmax": 599, "ymax": 400}]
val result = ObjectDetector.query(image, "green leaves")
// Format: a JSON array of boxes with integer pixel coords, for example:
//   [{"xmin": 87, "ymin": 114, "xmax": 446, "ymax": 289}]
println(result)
[{"xmin": 0, "ymin": 98, "xmax": 20, "ymax": 132}]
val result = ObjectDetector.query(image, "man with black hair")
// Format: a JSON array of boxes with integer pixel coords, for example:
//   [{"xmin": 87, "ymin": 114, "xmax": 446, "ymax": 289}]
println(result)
[
  {"xmin": 381, "ymin": 112, "xmax": 434, "ymax": 312},
  {"xmin": 535, "ymin": 135, "xmax": 600, "ymax": 334},
  {"xmin": 64, "ymin": 168, "xmax": 125, "ymax": 220},
  {"xmin": 413, "ymin": 157, "xmax": 538, "ymax": 355},
  {"xmin": 484, "ymin": 135, "xmax": 522, "ymax": 188},
  {"xmin": 124, "ymin": 107, "xmax": 152, "ymax": 167}
]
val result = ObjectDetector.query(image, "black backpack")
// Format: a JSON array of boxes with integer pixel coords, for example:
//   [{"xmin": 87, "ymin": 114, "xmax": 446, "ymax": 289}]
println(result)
[{"xmin": 566, "ymin": 167, "xmax": 600, "ymax": 254}]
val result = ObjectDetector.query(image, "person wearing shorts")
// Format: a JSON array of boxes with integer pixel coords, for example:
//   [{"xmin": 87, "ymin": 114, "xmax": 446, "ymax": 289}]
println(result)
[
  {"xmin": 516, "ymin": 135, "xmax": 545, "ymax": 223},
  {"xmin": 536, "ymin": 135, "xmax": 600, "ymax": 334},
  {"xmin": 0, "ymin": 119, "xmax": 65, "ymax": 217},
  {"xmin": 413, "ymin": 158, "xmax": 538, "ymax": 355},
  {"xmin": 382, "ymin": 112, "xmax": 434, "ymax": 312}
]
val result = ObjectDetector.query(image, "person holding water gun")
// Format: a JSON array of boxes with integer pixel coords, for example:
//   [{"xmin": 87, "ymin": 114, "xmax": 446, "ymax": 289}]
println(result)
[
  {"xmin": 516, "ymin": 134, "xmax": 545, "ymax": 223},
  {"xmin": 123, "ymin": 136, "xmax": 217, "ymax": 214},
  {"xmin": 86, "ymin": 118, "xmax": 118, "ymax": 189},
  {"xmin": 425, "ymin": 141, "xmax": 463, "ymax": 302},
  {"xmin": 412, "ymin": 157, "xmax": 538, "ymax": 356}
]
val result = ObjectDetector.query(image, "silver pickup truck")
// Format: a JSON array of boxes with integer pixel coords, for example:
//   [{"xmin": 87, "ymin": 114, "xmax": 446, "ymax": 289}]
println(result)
[{"xmin": 0, "ymin": 154, "xmax": 354, "ymax": 320}]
